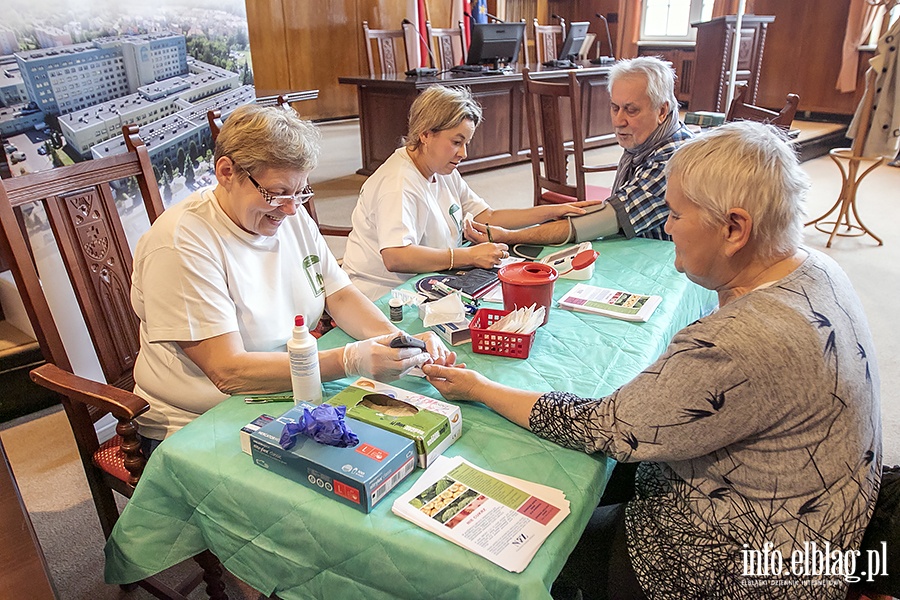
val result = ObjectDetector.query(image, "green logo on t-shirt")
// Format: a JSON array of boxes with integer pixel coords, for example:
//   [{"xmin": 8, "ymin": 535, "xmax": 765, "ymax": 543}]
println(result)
[
  {"xmin": 448, "ymin": 204, "xmax": 463, "ymax": 246},
  {"xmin": 303, "ymin": 255, "xmax": 325, "ymax": 297}
]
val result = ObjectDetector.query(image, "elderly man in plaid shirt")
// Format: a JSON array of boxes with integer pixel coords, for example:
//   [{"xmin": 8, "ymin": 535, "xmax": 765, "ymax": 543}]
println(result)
[{"xmin": 466, "ymin": 57, "xmax": 692, "ymax": 245}]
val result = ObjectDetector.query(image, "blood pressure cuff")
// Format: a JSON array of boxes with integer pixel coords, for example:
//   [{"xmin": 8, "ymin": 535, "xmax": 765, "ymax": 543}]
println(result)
[{"xmin": 569, "ymin": 202, "xmax": 620, "ymax": 243}]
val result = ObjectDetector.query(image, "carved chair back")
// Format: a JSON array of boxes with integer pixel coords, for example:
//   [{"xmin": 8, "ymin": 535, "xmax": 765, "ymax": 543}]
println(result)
[
  {"xmin": 726, "ymin": 83, "xmax": 800, "ymax": 129},
  {"xmin": 522, "ymin": 69, "xmax": 615, "ymax": 206},
  {"xmin": 362, "ymin": 20, "xmax": 411, "ymax": 76},
  {"xmin": 425, "ymin": 20, "xmax": 467, "ymax": 70},
  {"xmin": 1, "ymin": 128, "xmax": 228, "ymax": 598},
  {"xmin": 533, "ymin": 18, "xmax": 566, "ymax": 64},
  {"xmin": 0, "ymin": 125, "xmax": 161, "ymax": 531}
]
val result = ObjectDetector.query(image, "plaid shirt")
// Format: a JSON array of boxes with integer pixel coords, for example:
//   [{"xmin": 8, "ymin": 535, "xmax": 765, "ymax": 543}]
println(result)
[{"xmin": 609, "ymin": 124, "xmax": 693, "ymax": 241}]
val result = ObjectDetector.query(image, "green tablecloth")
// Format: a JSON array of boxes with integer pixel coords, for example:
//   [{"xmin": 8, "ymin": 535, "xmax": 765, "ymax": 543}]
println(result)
[{"xmin": 104, "ymin": 237, "xmax": 717, "ymax": 599}]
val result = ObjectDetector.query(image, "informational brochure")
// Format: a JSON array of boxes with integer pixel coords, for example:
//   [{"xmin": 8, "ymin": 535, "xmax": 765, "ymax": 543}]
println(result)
[
  {"xmin": 391, "ymin": 455, "xmax": 569, "ymax": 573},
  {"xmin": 557, "ymin": 283, "xmax": 662, "ymax": 322}
]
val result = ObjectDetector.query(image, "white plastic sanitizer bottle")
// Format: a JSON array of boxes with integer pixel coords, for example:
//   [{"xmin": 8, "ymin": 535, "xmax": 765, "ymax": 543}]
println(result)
[{"xmin": 287, "ymin": 315, "xmax": 322, "ymax": 404}]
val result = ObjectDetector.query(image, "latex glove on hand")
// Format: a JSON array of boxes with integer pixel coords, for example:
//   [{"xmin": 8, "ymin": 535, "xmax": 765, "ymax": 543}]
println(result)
[{"xmin": 343, "ymin": 332, "xmax": 430, "ymax": 381}]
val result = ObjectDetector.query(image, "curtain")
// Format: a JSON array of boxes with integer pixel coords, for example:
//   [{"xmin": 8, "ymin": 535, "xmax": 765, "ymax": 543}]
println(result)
[
  {"xmin": 616, "ymin": 0, "xmax": 642, "ymax": 59},
  {"xmin": 836, "ymin": 0, "xmax": 883, "ymax": 93},
  {"xmin": 711, "ymin": 0, "xmax": 755, "ymax": 18}
]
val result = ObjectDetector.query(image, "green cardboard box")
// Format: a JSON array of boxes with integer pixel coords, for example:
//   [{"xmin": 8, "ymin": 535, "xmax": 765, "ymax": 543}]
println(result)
[{"xmin": 327, "ymin": 378, "xmax": 462, "ymax": 468}]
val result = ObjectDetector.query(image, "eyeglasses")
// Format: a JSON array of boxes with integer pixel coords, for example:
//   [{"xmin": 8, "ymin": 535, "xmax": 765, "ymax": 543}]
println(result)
[{"xmin": 235, "ymin": 163, "xmax": 314, "ymax": 207}]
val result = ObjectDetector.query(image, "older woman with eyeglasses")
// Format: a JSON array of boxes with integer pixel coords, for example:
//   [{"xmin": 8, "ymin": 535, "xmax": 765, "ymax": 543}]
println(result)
[{"xmin": 131, "ymin": 104, "xmax": 455, "ymax": 455}]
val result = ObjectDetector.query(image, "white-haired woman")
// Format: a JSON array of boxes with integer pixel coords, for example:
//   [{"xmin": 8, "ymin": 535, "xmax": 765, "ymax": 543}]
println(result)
[
  {"xmin": 132, "ymin": 104, "xmax": 455, "ymax": 456},
  {"xmin": 341, "ymin": 85, "xmax": 597, "ymax": 300},
  {"xmin": 424, "ymin": 121, "xmax": 882, "ymax": 599}
]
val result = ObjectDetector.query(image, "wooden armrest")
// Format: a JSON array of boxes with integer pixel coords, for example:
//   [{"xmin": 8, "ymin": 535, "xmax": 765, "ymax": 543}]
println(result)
[
  {"xmin": 317, "ymin": 224, "xmax": 353, "ymax": 237},
  {"xmin": 30, "ymin": 363, "xmax": 150, "ymax": 420},
  {"xmin": 583, "ymin": 163, "xmax": 618, "ymax": 173}
]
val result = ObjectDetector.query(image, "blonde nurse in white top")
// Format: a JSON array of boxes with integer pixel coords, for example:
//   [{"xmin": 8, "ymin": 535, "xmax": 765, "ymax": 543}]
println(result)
[
  {"xmin": 131, "ymin": 104, "xmax": 455, "ymax": 455},
  {"xmin": 342, "ymin": 85, "xmax": 600, "ymax": 300}
]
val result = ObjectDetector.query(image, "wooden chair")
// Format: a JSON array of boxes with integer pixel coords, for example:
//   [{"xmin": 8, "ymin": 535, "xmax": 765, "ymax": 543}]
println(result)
[
  {"xmin": 533, "ymin": 18, "xmax": 566, "ymax": 64},
  {"xmin": 806, "ymin": 69, "xmax": 885, "ymax": 247},
  {"xmin": 725, "ymin": 83, "xmax": 800, "ymax": 129},
  {"xmin": 578, "ymin": 32, "xmax": 597, "ymax": 60},
  {"xmin": 425, "ymin": 20, "xmax": 467, "ymax": 70},
  {"xmin": 522, "ymin": 68, "xmax": 615, "ymax": 206},
  {"xmin": 0, "ymin": 126, "xmax": 227, "ymax": 599},
  {"xmin": 206, "ymin": 108, "xmax": 351, "ymax": 238},
  {"xmin": 362, "ymin": 20, "xmax": 411, "ymax": 77},
  {"xmin": 518, "ymin": 19, "xmax": 531, "ymax": 66}
]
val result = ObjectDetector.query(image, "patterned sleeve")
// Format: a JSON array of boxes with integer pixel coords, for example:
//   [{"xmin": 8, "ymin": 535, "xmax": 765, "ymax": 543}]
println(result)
[{"xmin": 528, "ymin": 328, "xmax": 772, "ymax": 463}]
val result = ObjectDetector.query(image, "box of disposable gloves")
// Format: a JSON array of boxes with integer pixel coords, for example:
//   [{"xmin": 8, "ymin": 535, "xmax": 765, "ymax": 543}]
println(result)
[
  {"xmin": 326, "ymin": 378, "xmax": 462, "ymax": 468},
  {"xmin": 250, "ymin": 402, "xmax": 416, "ymax": 513}
]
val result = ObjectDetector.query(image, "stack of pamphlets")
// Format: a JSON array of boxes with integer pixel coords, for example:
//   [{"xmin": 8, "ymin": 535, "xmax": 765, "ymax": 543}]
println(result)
[
  {"xmin": 392, "ymin": 455, "xmax": 570, "ymax": 572},
  {"xmin": 557, "ymin": 283, "xmax": 662, "ymax": 322}
]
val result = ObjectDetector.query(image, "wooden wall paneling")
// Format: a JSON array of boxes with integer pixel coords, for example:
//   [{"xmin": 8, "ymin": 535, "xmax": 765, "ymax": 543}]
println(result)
[
  {"xmin": 426, "ymin": 0, "xmax": 451, "ymax": 27},
  {"xmin": 245, "ymin": 0, "xmax": 292, "ymax": 98},
  {"xmin": 466, "ymin": 85, "xmax": 522, "ymax": 166},
  {"xmin": 584, "ymin": 0, "xmax": 620, "ymax": 58},
  {"xmin": 753, "ymin": 0, "xmax": 863, "ymax": 115},
  {"xmin": 279, "ymin": 1, "xmax": 360, "ymax": 120},
  {"xmin": 580, "ymin": 76, "xmax": 614, "ymax": 141}
]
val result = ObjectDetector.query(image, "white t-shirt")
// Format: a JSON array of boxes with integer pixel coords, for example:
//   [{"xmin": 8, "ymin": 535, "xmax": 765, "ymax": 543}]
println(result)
[
  {"xmin": 131, "ymin": 187, "xmax": 351, "ymax": 440},
  {"xmin": 341, "ymin": 147, "xmax": 491, "ymax": 300}
]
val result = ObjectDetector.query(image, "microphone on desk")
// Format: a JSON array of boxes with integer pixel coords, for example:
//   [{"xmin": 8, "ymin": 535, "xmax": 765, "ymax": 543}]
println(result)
[
  {"xmin": 465, "ymin": 9, "xmax": 504, "ymax": 23},
  {"xmin": 591, "ymin": 13, "xmax": 616, "ymax": 64},
  {"xmin": 402, "ymin": 18, "xmax": 439, "ymax": 77}
]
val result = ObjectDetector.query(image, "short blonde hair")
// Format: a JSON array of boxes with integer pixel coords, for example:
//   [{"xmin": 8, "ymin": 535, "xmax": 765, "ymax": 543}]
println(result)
[
  {"xmin": 214, "ymin": 104, "xmax": 321, "ymax": 176},
  {"xmin": 404, "ymin": 85, "xmax": 483, "ymax": 151},
  {"xmin": 665, "ymin": 121, "xmax": 809, "ymax": 259}
]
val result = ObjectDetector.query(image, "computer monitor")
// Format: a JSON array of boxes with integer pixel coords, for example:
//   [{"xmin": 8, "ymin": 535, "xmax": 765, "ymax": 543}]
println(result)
[
  {"xmin": 465, "ymin": 22, "xmax": 526, "ymax": 70},
  {"xmin": 556, "ymin": 21, "xmax": 590, "ymax": 62}
]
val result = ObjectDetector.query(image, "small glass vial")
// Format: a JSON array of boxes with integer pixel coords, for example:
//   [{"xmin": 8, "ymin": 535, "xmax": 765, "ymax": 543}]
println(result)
[{"xmin": 389, "ymin": 298, "xmax": 404, "ymax": 322}]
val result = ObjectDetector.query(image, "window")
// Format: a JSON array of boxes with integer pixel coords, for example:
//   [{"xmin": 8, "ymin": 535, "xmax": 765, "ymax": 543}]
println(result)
[{"xmin": 641, "ymin": 0, "xmax": 715, "ymax": 42}]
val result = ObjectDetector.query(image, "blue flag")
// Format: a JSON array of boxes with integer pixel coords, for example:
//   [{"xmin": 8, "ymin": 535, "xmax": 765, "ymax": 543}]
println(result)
[{"xmin": 472, "ymin": 0, "xmax": 488, "ymax": 24}]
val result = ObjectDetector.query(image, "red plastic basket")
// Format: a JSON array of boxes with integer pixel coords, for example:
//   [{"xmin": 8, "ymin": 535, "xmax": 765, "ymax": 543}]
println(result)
[{"xmin": 469, "ymin": 308, "xmax": 535, "ymax": 359}]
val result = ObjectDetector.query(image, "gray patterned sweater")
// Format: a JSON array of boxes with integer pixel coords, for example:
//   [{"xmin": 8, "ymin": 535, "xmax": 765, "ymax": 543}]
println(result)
[{"xmin": 531, "ymin": 249, "xmax": 881, "ymax": 599}]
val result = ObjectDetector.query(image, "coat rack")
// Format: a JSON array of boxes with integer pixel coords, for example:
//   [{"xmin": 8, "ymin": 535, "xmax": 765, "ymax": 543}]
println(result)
[
  {"xmin": 806, "ymin": 69, "xmax": 886, "ymax": 247},
  {"xmin": 806, "ymin": 0, "xmax": 898, "ymax": 246}
]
